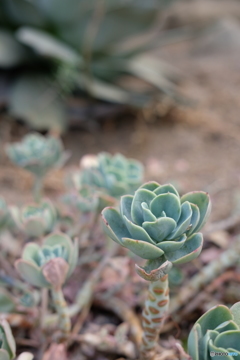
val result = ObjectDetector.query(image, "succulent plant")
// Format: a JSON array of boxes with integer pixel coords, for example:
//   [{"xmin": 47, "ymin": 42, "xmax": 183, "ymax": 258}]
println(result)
[
  {"xmin": 6, "ymin": 133, "xmax": 69, "ymax": 201},
  {"xmin": 188, "ymin": 302, "xmax": 240, "ymax": 360},
  {"xmin": 0, "ymin": 0, "xmax": 180, "ymax": 130},
  {"xmin": 15, "ymin": 232, "xmax": 77, "ymax": 288},
  {"xmin": 10, "ymin": 199, "xmax": 57, "ymax": 238},
  {"xmin": 74, "ymin": 152, "xmax": 144, "ymax": 198},
  {"xmin": 15, "ymin": 232, "xmax": 78, "ymax": 334},
  {"xmin": 5, "ymin": 133, "xmax": 68, "ymax": 178},
  {"xmin": 102, "ymin": 181, "xmax": 211, "ymax": 359},
  {"xmin": 0, "ymin": 319, "xmax": 16, "ymax": 360},
  {"xmin": 0, "ymin": 197, "xmax": 10, "ymax": 232},
  {"xmin": 101, "ymin": 181, "xmax": 211, "ymax": 263}
]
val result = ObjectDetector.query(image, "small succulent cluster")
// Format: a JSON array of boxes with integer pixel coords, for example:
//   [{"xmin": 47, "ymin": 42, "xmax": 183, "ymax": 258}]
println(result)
[
  {"xmin": 10, "ymin": 199, "xmax": 57, "ymax": 238},
  {"xmin": 5, "ymin": 133, "xmax": 68, "ymax": 178},
  {"xmin": 102, "ymin": 181, "xmax": 211, "ymax": 266},
  {"xmin": 188, "ymin": 302, "xmax": 240, "ymax": 359},
  {"xmin": 15, "ymin": 232, "xmax": 78, "ymax": 289},
  {"xmin": 74, "ymin": 152, "xmax": 144, "ymax": 198}
]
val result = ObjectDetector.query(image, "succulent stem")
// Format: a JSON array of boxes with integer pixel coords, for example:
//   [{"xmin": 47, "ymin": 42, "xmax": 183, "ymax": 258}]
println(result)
[
  {"xmin": 33, "ymin": 176, "xmax": 43, "ymax": 203},
  {"xmin": 51, "ymin": 287, "xmax": 71, "ymax": 336},
  {"xmin": 140, "ymin": 275, "xmax": 169, "ymax": 360}
]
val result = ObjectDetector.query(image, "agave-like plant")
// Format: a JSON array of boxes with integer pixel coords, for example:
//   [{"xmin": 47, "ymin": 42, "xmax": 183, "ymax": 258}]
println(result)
[
  {"xmin": 101, "ymin": 181, "xmax": 211, "ymax": 359},
  {"xmin": 74, "ymin": 152, "xmax": 144, "ymax": 198},
  {"xmin": 0, "ymin": 0, "xmax": 179, "ymax": 130},
  {"xmin": 15, "ymin": 232, "xmax": 78, "ymax": 334},
  {"xmin": 0, "ymin": 319, "xmax": 16, "ymax": 360},
  {"xmin": 188, "ymin": 302, "xmax": 240, "ymax": 360},
  {"xmin": 10, "ymin": 199, "xmax": 57, "ymax": 238},
  {"xmin": 6, "ymin": 133, "xmax": 69, "ymax": 202}
]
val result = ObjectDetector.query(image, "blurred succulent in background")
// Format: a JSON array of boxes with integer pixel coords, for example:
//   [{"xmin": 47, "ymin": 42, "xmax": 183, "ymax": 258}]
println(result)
[
  {"xmin": 10, "ymin": 199, "xmax": 57, "ymax": 238},
  {"xmin": 188, "ymin": 302, "xmax": 240, "ymax": 359},
  {"xmin": 0, "ymin": 319, "xmax": 16, "ymax": 360},
  {"xmin": 16, "ymin": 232, "xmax": 78, "ymax": 334},
  {"xmin": 74, "ymin": 152, "xmax": 144, "ymax": 198},
  {"xmin": 15, "ymin": 232, "xmax": 77, "ymax": 288},
  {"xmin": 0, "ymin": 197, "xmax": 11, "ymax": 232},
  {"xmin": 0, "ymin": 0, "xmax": 180, "ymax": 130},
  {"xmin": 6, "ymin": 133, "xmax": 69, "ymax": 201},
  {"xmin": 102, "ymin": 181, "xmax": 211, "ymax": 265}
]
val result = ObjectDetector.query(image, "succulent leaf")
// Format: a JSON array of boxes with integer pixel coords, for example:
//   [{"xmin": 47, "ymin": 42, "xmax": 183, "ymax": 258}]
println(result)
[
  {"xmin": 131, "ymin": 189, "xmax": 156, "ymax": 225},
  {"xmin": 101, "ymin": 207, "xmax": 130, "ymax": 245},
  {"xmin": 123, "ymin": 216, "xmax": 155, "ymax": 244},
  {"xmin": 121, "ymin": 238, "xmax": 164, "ymax": 259},
  {"xmin": 150, "ymin": 193, "xmax": 181, "ymax": 222},
  {"xmin": 142, "ymin": 217, "xmax": 176, "ymax": 243}
]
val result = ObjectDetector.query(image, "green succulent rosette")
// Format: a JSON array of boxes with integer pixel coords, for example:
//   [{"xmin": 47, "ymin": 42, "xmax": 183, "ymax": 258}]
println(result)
[
  {"xmin": 0, "ymin": 320, "xmax": 16, "ymax": 360},
  {"xmin": 10, "ymin": 199, "xmax": 57, "ymax": 237},
  {"xmin": 5, "ymin": 133, "xmax": 69, "ymax": 177},
  {"xmin": 188, "ymin": 302, "xmax": 240, "ymax": 360},
  {"xmin": 0, "ymin": 197, "xmax": 10, "ymax": 232},
  {"xmin": 15, "ymin": 232, "xmax": 78, "ymax": 288},
  {"xmin": 74, "ymin": 152, "xmax": 144, "ymax": 198},
  {"xmin": 101, "ymin": 182, "xmax": 211, "ymax": 264}
]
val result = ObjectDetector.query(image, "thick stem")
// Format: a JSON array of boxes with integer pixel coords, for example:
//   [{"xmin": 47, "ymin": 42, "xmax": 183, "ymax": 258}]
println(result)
[
  {"xmin": 33, "ymin": 176, "xmax": 43, "ymax": 203},
  {"xmin": 51, "ymin": 287, "xmax": 71, "ymax": 335},
  {"xmin": 140, "ymin": 275, "xmax": 169, "ymax": 360}
]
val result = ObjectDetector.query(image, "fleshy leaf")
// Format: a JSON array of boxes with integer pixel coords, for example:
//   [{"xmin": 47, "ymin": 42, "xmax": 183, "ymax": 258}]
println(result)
[
  {"xmin": 43, "ymin": 232, "xmax": 72, "ymax": 264},
  {"xmin": 187, "ymin": 203, "xmax": 200, "ymax": 235},
  {"xmin": 165, "ymin": 232, "xmax": 203, "ymax": 264},
  {"xmin": 181, "ymin": 191, "xmax": 211, "ymax": 233},
  {"xmin": 121, "ymin": 238, "xmax": 164, "ymax": 259},
  {"xmin": 230, "ymin": 302, "xmax": 240, "ymax": 328},
  {"xmin": 188, "ymin": 323, "xmax": 202, "ymax": 360},
  {"xmin": 166, "ymin": 201, "xmax": 192, "ymax": 240},
  {"xmin": 123, "ymin": 216, "xmax": 155, "ymax": 244},
  {"xmin": 131, "ymin": 189, "xmax": 156, "ymax": 225},
  {"xmin": 150, "ymin": 193, "xmax": 181, "ymax": 222},
  {"xmin": 208, "ymin": 340, "xmax": 233, "ymax": 360},
  {"xmin": 143, "ymin": 217, "xmax": 176, "ymax": 242},
  {"xmin": 15, "ymin": 259, "xmax": 50, "ymax": 288},
  {"xmin": 154, "ymin": 184, "xmax": 179, "ymax": 197},
  {"xmin": 22, "ymin": 243, "xmax": 41, "ymax": 266},
  {"xmin": 0, "ymin": 349, "xmax": 10, "ymax": 360},
  {"xmin": 195, "ymin": 305, "xmax": 233, "ymax": 334},
  {"xmin": 157, "ymin": 234, "xmax": 186, "ymax": 252},
  {"xmin": 214, "ymin": 331, "xmax": 240, "ymax": 352},
  {"xmin": 135, "ymin": 258, "xmax": 172, "ymax": 281},
  {"xmin": 101, "ymin": 207, "xmax": 130, "ymax": 245},
  {"xmin": 139, "ymin": 181, "xmax": 160, "ymax": 191},
  {"xmin": 24, "ymin": 218, "xmax": 45, "ymax": 237},
  {"xmin": 141, "ymin": 202, "xmax": 156, "ymax": 222},
  {"xmin": 120, "ymin": 195, "xmax": 133, "ymax": 221}
]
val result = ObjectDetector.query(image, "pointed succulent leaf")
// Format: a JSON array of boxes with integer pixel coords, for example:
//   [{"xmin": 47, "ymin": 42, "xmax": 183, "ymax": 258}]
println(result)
[
  {"xmin": 131, "ymin": 189, "xmax": 156, "ymax": 225},
  {"xmin": 141, "ymin": 202, "xmax": 156, "ymax": 222},
  {"xmin": 150, "ymin": 193, "xmax": 181, "ymax": 222},
  {"xmin": 157, "ymin": 234, "xmax": 186, "ymax": 252},
  {"xmin": 120, "ymin": 195, "xmax": 133, "ymax": 221},
  {"xmin": 187, "ymin": 203, "xmax": 200, "ymax": 235},
  {"xmin": 43, "ymin": 232, "xmax": 72, "ymax": 264},
  {"xmin": 123, "ymin": 216, "xmax": 155, "ymax": 244},
  {"xmin": 121, "ymin": 238, "xmax": 164, "ymax": 259},
  {"xmin": 142, "ymin": 217, "xmax": 176, "ymax": 242},
  {"xmin": 15, "ymin": 259, "xmax": 50, "ymax": 287},
  {"xmin": 166, "ymin": 201, "xmax": 192, "ymax": 240},
  {"xmin": 165, "ymin": 232, "xmax": 203, "ymax": 264},
  {"xmin": 101, "ymin": 207, "xmax": 130, "ymax": 245},
  {"xmin": 194, "ymin": 305, "xmax": 233, "ymax": 334},
  {"xmin": 181, "ymin": 191, "xmax": 211, "ymax": 232},
  {"xmin": 154, "ymin": 183, "xmax": 179, "ymax": 197},
  {"xmin": 139, "ymin": 181, "xmax": 160, "ymax": 191},
  {"xmin": 215, "ymin": 321, "xmax": 239, "ymax": 333},
  {"xmin": 230, "ymin": 302, "xmax": 240, "ymax": 328},
  {"xmin": 208, "ymin": 340, "xmax": 233, "ymax": 360}
]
